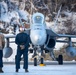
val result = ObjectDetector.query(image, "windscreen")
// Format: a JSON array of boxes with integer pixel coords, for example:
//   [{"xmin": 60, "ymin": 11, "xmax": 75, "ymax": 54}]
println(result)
[{"xmin": 34, "ymin": 16, "xmax": 43, "ymax": 23}]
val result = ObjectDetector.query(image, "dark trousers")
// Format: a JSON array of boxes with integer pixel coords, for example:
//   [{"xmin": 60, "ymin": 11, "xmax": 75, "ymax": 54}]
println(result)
[
  {"xmin": 15, "ymin": 49, "xmax": 28, "ymax": 70},
  {"xmin": 0, "ymin": 50, "xmax": 3, "ymax": 68}
]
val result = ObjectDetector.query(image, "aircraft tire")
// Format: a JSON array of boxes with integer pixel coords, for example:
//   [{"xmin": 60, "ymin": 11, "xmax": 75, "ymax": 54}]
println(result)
[
  {"xmin": 58, "ymin": 55, "xmax": 63, "ymax": 65},
  {"xmin": 41, "ymin": 58, "xmax": 44, "ymax": 64},
  {"xmin": 34, "ymin": 58, "xmax": 37, "ymax": 66}
]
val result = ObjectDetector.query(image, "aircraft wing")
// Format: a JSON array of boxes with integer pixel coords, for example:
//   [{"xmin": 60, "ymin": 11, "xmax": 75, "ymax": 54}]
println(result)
[
  {"xmin": 46, "ymin": 29, "xmax": 59, "ymax": 37},
  {"xmin": 4, "ymin": 29, "xmax": 30, "ymax": 39},
  {"xmin": 57, "ymin": 34, "xmax": 76, "ymax": 38},
  {"xmin": 46, "ymin": 29, "xmax": 76, "ymax": 38},
  {"xmin": 4, "ymin": 34, "xmax": 16, "ymax": 38}
]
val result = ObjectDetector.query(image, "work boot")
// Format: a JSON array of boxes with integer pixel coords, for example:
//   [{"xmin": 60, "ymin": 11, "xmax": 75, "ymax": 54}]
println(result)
[
  {"xmin": 0, "ymin": 68, "xmax": 4, "ymax": 73},
  {"xmin": 16, "ymin": 69, "xmax": 19, "ymax": 72},
  {"xmin": 25, "ymin": 69, "xmax": 29, "ymax": 72}
]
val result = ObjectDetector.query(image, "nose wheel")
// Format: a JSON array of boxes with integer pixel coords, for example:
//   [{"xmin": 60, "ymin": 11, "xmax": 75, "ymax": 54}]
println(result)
[
  {"xmin": 39, "ymin": 57, "xmax": 45, "ymax": 66},
  {"xmin": 39, "ymin": 50, "xmax": 45, "ymax": 66},
  {"xmin": 34, "ymin": 58, "xmax": 37, "ymax": 66},
  {"xmin": 41, "ymin": 58, "xmax": 43, "ymax": 64}
]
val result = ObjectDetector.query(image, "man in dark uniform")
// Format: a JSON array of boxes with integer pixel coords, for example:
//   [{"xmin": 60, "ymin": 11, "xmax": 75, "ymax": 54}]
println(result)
[
  {"xmin": 15, "ymin": 26, "xmax": 30, "ymax": 72},
  {"xmin": 0, "ymin": 31, "xmax": 5, "ymax": 73}
]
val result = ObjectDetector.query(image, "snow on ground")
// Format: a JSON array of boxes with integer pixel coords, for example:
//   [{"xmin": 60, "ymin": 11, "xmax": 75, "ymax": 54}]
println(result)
[
  {"xmin": 0, "ymin": 64, "xmax": 76, "ymax": 75},
  {"xmin": 72, "ymin": 38, "xmax": 76, "ymax": 42},
  {"xmin": 55, "ymin": 38, "xmax": 66, "ymax": 50},
  {"xmin": 55, "ymin": 43, "xmax": 65, "ymax": 50}
]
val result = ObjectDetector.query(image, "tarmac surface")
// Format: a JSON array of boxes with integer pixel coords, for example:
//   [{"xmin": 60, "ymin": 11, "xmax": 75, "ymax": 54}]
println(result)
[{"xmin": 0, "ymin": 61, "xmax": 76, "ymax": 75}]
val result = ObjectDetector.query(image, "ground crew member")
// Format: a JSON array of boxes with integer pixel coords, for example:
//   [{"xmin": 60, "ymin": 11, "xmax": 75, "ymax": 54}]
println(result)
[
  {"xmin": 15, "ymin": 26, "xmax": 30, "ymax": 72},
  {"xmin": 0, "ymin": 32, "xmax": 5, "ymax": 73}
]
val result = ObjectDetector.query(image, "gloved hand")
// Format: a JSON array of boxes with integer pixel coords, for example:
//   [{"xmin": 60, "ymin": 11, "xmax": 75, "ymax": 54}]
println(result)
[{"xmin": 20, "ymin": 45, "xmax": 25, "ymax": 50}]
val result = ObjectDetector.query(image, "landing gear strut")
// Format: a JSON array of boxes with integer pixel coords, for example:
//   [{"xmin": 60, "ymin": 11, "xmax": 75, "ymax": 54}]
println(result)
[
  {"xmin": 33, "ymin": 47, "xmax": 45, "ymax": 66},
  {"xmin": 33, "ymin": 48, "xmax": 37, "ymax": 66},
  {"xmin": 40, "ymin": 50, "xmax": 44, "ymax": 64},
  {"xmin": 39, "ymin": 50, "xmax": 45, "ymax": 66}
]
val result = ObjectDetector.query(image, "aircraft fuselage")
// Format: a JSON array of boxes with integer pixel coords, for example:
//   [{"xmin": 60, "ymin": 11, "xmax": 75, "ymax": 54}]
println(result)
[
  {"xmin": 30, "ymin": 13, "xmax": 47, "ymax": 46},
  {"xmin": 30, "ymin": 24, "xmax": 47, "ymax": 46}
]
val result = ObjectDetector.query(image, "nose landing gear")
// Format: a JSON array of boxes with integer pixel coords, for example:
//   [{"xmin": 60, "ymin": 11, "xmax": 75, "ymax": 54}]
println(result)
[{"xmin": 32, "ymin": 47, "xmax": 45, "ymax": 66}]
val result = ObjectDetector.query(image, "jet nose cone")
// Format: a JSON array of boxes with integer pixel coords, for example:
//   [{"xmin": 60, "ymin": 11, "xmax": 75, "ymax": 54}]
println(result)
[
  {"xmin": 34, "ymin": 35, "xmax": 41, "ymax": 44},
  {"xmin": 35, "ymin": 35, "xmax": 40, "ymax": 41}
]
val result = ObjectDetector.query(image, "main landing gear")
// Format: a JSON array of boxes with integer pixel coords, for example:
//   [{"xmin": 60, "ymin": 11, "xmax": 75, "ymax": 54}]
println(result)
[
  {"xmin": 32, "ymin": 49, "xmax": 37, "ymax": 66},
  {"xmin": 34, "ymin": 58, "xmax": 37, "ymax": 66},
  {"xmin": 50, "ymin": 51, "xmax": 63, "ymax": 65},
  {"xmin": 57, "ymin": 55, "xmax": 63, "ymax": 65}
]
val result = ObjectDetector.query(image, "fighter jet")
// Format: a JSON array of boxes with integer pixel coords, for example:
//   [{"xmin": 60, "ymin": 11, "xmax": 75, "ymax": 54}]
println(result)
[
  {"xmin": 29, "ymin": 12, "xmax": 76, "ymax": 66},
  {"xmin": 3, "ymin": 12, "xmax": 76, "ymax": 66}
]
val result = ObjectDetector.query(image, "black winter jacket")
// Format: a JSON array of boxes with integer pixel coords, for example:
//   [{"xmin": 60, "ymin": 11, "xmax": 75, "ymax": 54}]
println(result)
[{"xmin": 15, "ymin": 32, "xmax": 30, "ymax": 49}]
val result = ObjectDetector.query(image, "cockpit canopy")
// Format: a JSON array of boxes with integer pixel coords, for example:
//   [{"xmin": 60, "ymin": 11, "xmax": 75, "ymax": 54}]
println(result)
[{"xmin": 32, "ymin": 13, "xmax": 44, "ymax": 24}]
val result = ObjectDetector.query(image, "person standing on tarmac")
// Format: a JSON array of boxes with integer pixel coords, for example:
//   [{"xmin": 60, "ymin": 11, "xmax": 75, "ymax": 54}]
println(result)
[
  {"xmin": 0, "ymin": 31, "xmax": 5, "ymax": 73},
  {"xmin": 15, "ymin": 26, "xmax": 30, "ymax": 72}
]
